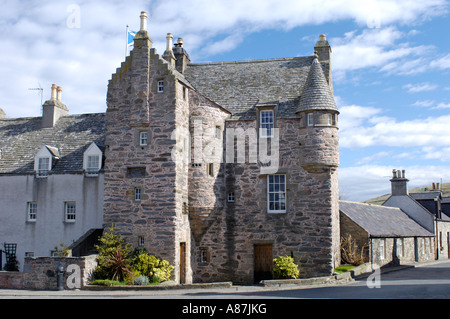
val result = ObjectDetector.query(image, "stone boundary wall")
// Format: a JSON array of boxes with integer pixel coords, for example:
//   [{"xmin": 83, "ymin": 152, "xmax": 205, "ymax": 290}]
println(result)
[{"xmin": 0, "ymin": 255, "xmax": 97, "ymax": 290}]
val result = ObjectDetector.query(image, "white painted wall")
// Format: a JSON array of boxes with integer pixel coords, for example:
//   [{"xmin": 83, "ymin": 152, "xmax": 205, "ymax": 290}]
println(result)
[{"xmin": 0, "ymin": 174, "xmax": 104, "ymax": 270}]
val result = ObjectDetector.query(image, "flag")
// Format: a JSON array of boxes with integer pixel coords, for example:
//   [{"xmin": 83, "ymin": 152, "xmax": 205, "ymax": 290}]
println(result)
[
  {"xmin": 127, "ymin": 28, "xmax": 137, "ymax": 50},
  {"xmin": 126, "ymin": 26, "xmax": 137, "ymax": 56}
]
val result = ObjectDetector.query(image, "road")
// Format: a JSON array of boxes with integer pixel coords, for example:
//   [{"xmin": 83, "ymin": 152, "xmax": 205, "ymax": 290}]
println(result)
[{"xmin": 1, "ymin": 260, "xmax": 450, "ymax": 299}]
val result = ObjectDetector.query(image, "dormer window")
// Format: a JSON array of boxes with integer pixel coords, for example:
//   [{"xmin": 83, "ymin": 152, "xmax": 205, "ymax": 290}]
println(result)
[
  {"xmin": 34, "ymin": 145, "xmax": 59, "ymax": 178},
  {"xmin": 83, "ymin": 142, "xmax": 103, "ymax": 176},
  {"xmin": 260, "ymin": 110, "xmax": 274, "ymax": 138}
]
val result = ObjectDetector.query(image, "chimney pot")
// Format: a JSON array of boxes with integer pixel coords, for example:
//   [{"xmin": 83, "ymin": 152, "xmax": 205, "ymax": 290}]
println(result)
[
  {"xmin": 320, "ymin": 34, "xmax": 327, "ymax": 41},
  {"xmin": 402, "ymin": 170, "xmax": 405, "ymax": 179},
  {"xmin": 56, "ymin": 86, "xmax": 62, "ymax": 102},
  {"xmin": 51, "ymin": 84, "xmax": 58, "ymax": 101},
  {"xmin": 392, "ymin": 169, "xmax": 397, "ymax": 179},
  {"xmin": 140, "ymin": 11, "xmax": 148, "ymax": 32},
  {"xmin": 166, "ymin": 33, "xmax": 174, "ymax": 51},
  {"xmin": 177, "ymin": 38, "xmax": 184, "ymax": 47}
]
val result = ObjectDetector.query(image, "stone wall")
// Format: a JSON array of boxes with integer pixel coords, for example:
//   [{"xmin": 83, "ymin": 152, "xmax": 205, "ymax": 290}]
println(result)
[
  {"xmin": 0, "ymin": 256, "xmax": 97, "ymax": 290},
  {"xmin": 192, "ymin": 118, "xmax": 340, "ymax": 284}
]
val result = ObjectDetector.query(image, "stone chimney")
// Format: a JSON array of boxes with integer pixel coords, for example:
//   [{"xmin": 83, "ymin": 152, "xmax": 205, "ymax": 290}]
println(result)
[
  {"xmin": 163, "ymin": 33, "xmax": 176, "ymax": 67},
  {"xmin": 390, "ymin": 169, "xmax": 409, "ymax": 196},
  {"xmin": 173, "ymin": 38, "xmax": 191, "ymax": 74},
  {"xmin": 134, "ymin": 11, "xmax": 153, "ymax": 48},
  {"xmin": 314, "ymin": 34, "xmax": 333, "ymax": 93},
  {"xmin": 42, "ymin": 84, "xmax": 69, "ymax": 128}
]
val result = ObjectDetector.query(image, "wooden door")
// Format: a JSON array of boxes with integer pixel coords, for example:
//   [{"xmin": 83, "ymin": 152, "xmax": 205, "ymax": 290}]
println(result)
[
  {"xmin": 254, "ymin": 244, "xmax": 273, "ymax": 283},
  {"xmin": 180, "ymin": 243, "xmax": 186, "ymax": 284}
]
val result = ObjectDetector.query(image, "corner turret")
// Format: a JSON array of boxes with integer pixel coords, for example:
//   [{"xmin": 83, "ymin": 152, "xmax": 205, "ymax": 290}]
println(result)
[{"xmin": 297, "ymin": 53, "xmax": 339, "ymax": 174}]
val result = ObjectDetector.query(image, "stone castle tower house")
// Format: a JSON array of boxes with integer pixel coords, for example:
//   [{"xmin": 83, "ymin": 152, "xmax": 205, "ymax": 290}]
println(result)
[{"xmin": 104, "ymin": 13, "xmax": 340, "ymax": 284}]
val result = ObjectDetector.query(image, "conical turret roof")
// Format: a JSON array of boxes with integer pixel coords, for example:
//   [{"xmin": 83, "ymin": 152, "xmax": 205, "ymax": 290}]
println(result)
[{"xmin": 296, "ymin": 58, "xmax": 337, "ymax": 113}]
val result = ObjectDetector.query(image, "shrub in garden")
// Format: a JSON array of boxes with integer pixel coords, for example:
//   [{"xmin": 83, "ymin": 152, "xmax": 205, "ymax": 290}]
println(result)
[
  {"xmin": 272, "ymin": 256, "xmax": 300, "ymax": 279},
  {"xmin": 93, "ymin": 225, "xmax": 133, "ymax": 282},
  {"xmin": 131, "ymin": 250, "xmax": 174, "ymax": 283}
]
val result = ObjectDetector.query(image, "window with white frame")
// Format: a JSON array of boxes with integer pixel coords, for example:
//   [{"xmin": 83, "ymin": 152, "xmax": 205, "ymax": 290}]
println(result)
[
  {"xmin": 65, "ymin": 202, "xmax": 76, "ymax": 222},
  {"xmin": 267, "ymin": 175, "xmax": 286, "ymax": 213},
  {"xmin": 27, "ymin": 202, "xmax": 37, "ymax": 222},
  {"xmin": 379, "ymin": 239, "xmax": 386, "ymax": 260},
  {"xmin": 260, "ymin": 110, "xmax": 274, "ymax": 138},
  {"xmin": 38, "ymin": 157, "xmax": 50, "ymax": 177},
  {"xmin": 157, "ymin": 81, "xmax": 164, "ymax": 93},
  {"xmin": 86, "ymin": 155, "xmax": 100, "ymax": 174},
  {"xmin": 397, "ymin": 238, "xmax": 404, "ymax": 258},
  {"xmin": 135, "ymin": 188, "xmax": 141, "ymax": 201},
  {"xmin": 307, "ymin": 113, "xmax": 314, "ymax": 126},
  {"xmin": 140, "ymin": 131, "xmax": 148, "ymax": 146}
]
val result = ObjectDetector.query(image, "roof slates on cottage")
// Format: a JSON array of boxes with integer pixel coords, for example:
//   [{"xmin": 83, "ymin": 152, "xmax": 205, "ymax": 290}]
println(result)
[
  {"xmin": 0, "ymin": 113, "xmax": 105, "ymax": 175},
  {"xmin": 340, "ymin": 200, "xmax": 434, "ymax": 238}
]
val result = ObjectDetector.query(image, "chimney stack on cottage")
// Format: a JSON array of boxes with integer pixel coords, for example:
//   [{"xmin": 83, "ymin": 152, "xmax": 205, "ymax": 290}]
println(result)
[
  {"xmin": 390, "ymin": 169, "xmax": 409, "ymax": 196},
  {"xmin": 41, "ymin": 84, "xmax": 69, "ymax": 129},
  {"xmin": 173, "ymin": 38, "xmax": 190, "ymax": 74}
]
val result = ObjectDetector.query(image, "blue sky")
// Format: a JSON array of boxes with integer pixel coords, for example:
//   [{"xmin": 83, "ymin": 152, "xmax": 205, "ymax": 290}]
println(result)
[{"xmin": 1, "ymin": 0, "xmax": 449, "ymax": 201}]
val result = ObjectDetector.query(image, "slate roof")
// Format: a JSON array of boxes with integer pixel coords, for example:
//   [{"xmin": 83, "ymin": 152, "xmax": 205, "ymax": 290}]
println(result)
[
  {"xmin": 340, "ymin": 200, "xmax": 434, "ymax": 238},
  {"xmin": 409, "ymin": 192, "xmax": 441, "ymax": 200},
  {"xmin": 184, "ymin": 56, "xmax": 316, "ymax": 120},
  {"xmin": 0, "ymin": 113, "xmax": 105, "ymax": 175},
  {"xmin": 296, "ymin": 58, "xmax": 338, "ymax": 113}
]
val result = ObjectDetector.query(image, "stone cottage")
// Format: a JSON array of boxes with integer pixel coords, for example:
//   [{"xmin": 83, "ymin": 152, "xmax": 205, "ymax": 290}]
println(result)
[
  {"xmin": 104, "ymin": 12, "xmax": 340, "ymax": 284},
  {"xmin": 383, "ymin": 170, "xmax": 450, "ymax": 260},
  {"xmin": 340, "ymin": 201, "xmax": 435, "ymax": 267}
]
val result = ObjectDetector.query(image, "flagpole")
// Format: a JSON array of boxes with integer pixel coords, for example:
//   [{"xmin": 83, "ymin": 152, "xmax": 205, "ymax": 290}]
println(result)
[{"xmin": 126, "ymin": 25, "xmax": 129, "ymax": 58}]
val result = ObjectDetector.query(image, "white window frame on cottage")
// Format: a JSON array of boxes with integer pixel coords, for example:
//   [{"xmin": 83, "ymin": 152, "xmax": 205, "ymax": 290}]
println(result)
[
  {"xmin": 379, "ymin": 239, "xmax": 386, "ymax": 260},
  {"xmin": 34, "ymin": 145, "xmax": 58, "ymax": 177},
  {"xmin": 65, "ymin": 202, "xmax": 76, "ymax": 222},
  {"xmin": 157, "ymin": 80, "xmax": 164, "ymax": 93},
  {"xmin": 267, "ymin": 174, "xmax": 287, "ymax": 214},
  {"xmin": 27, "ymin": 202, "xmax": 37, "ymax": 222},
  {"xmin": 260, "ymin": 110, "xmax": 274, "ymax": 138},
  {"xmin": 83, "ymin": 143, "xmax": 103, "ymax": 175}
]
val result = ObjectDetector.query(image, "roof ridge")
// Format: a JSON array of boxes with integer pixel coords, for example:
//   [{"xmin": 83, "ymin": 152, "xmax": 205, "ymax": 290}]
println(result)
[
  {"xmin": 188, "ymin": 56, "xmax": 313, "ymax": 67},
  {"xmin": 340, "ymin": 200, "xmax": 401, "ymax": 210}
]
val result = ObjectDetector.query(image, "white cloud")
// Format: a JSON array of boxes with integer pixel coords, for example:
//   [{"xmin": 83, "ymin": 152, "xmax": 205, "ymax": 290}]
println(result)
[
  {"xmin": 0, "ymin": 0, "xmax": 448, "ymax": 118},
  {"xmin": 339, "ymin": 104, "xmax": 450, "ymax": 148},
  {"xmin": 403, "ymin": 82, "xmax": 438, "ymax": 93},
  {"xmin": 430, "ymin": 53, "xmax": 450, "ymax": 70}
]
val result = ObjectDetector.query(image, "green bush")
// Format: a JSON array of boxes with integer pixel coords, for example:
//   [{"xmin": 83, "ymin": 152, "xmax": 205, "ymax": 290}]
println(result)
[
  {"xmin": 273, "ymin": 256, "xmax": 300, "ymax": 279},
  {"xmin": 131, "ymin": 250, "xmax": 174, "ymax": 283}
]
